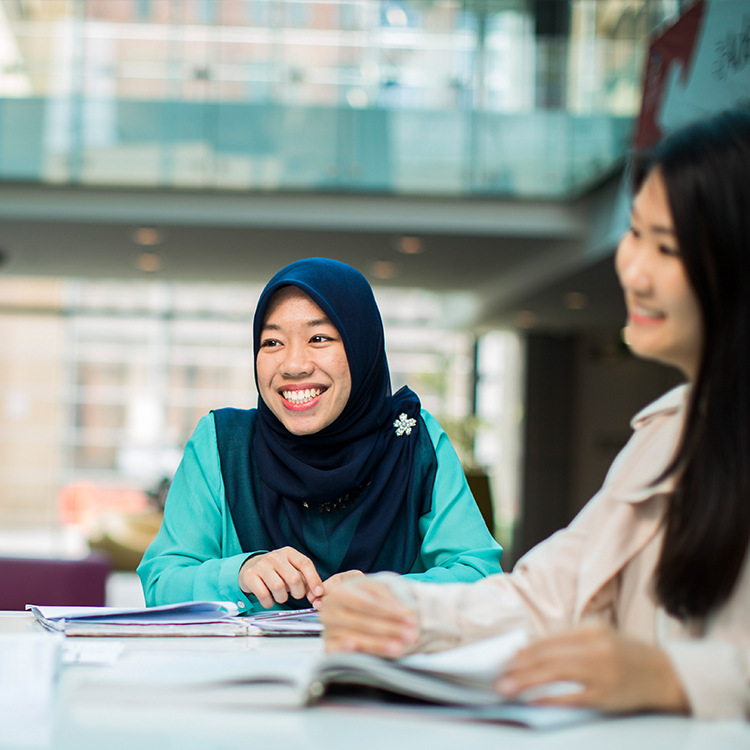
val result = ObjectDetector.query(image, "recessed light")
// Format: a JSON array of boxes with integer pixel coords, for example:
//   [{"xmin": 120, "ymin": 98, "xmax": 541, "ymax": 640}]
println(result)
[
  {"xmin": 515, "ymin": 310, "xmax": 537, "ymax": 329},
  {"xmin": 370, "ymin": 261, "xmax": 397, "ymax": 279},
  {"xmin": 136, "ymin": 252, "xmax": 162, "ymax": 272},
  {"xmin": 132, "ymin": 227, "xmax": 163, "ymax": 246},
  {"xmin": 563, "ymin": 292, "xmax": 589, "ymax": 310},
  {"xmin": 395, "ymin": 236, "xmax": 425, "ymax": 255}
]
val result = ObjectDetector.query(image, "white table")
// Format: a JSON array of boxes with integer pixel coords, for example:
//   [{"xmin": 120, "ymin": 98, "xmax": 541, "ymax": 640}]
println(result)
[{"xmin": 2, "ymin": 612, "xmax": 749, "ymax": 750}]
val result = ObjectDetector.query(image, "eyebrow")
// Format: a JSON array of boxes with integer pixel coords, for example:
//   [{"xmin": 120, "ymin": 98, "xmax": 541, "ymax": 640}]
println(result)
[{"xmin": 261, "ymin": 316, "xmax": 333, "ymax": 332}]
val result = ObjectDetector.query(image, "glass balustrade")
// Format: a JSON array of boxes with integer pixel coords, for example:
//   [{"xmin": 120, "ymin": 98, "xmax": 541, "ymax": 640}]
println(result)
[{"xmin": 0, "ymin": 0, "xmax": 680, "ymax": 198}]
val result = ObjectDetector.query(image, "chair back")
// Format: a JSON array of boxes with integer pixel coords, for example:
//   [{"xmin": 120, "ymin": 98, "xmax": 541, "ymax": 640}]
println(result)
[{"xmin": 0, "ymin": 554, "xmax": 110, "ymax": 610}]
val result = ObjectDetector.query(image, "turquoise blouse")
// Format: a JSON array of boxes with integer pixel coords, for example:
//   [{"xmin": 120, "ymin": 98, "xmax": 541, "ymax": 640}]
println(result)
[{"xmin": 138, "ymin": 409, "xmax": 503, "ymax": 612}]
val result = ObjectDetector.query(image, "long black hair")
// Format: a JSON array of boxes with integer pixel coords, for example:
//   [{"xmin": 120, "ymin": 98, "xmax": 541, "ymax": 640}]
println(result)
[{"xmin": 630, "ymin": 109, "xmax": 750, "ymax": 619}]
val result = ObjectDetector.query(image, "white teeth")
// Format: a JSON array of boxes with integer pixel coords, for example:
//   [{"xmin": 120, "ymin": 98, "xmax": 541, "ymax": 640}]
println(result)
[
  {"xmin": 634, "ymin": 305, "xmax": 663, "ymax": 319},
  {"xmin": 282, "ymin": 388, "xmax": 323, "ymax": 404}
]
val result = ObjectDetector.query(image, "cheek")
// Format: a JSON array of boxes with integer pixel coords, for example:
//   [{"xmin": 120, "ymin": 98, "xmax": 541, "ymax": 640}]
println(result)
[
  {"xmin": 331, "ymin": 352, "xmax": 352, "ymax": 399},
  {"xmin": 681, "ymin": 289, "xmax": 703, "ymax": 337},
  {"xmin": 255, "ymin": 355, "xmax": 273, "ymax": 387}
]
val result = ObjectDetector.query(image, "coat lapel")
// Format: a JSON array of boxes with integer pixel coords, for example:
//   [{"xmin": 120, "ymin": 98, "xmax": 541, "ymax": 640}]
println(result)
[{"xmin": 573, "ymin": 386, "xmax": 686, "ymax": 619}]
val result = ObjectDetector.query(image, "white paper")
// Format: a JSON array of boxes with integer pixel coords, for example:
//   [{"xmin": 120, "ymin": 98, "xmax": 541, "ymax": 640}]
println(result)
[{"xmin": 398, "ymin": 629, "xmax": 528, "ymax": 681}]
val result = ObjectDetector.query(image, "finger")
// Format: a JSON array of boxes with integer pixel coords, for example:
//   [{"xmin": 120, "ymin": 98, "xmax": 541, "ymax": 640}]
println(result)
[
  {"xmin": 341, "ymin": 581, "xmax": 416, "ymax": 624},
  {"xmin": 281, "ymin": 548, "xmax": 324, "ymax": 598},
  {"xmin": 522, "ymin": 687, "xmax": 598, "ymax": 709},
  {"xmin": 244, "ymin": 577, "xmax": 275, "ymax": 609},
  {"xmin": 321, "ymin": 570, "xmax": 356, "ymax": 590},
  {"xmin": 322, "ymin": 603, "xmax": 414, "ymax": 641},
  {"xmin": 507, "ymin": 636, "xmax": 596, "ymax": 677},
  {"xmin": 253, "ymin": 567, "xmax": 294, "ymax": 605},
  {"xmin": 271, "ymin": 558, "xmax": 314, "ymax": 601},
  {"xmin": 498, "ymin": 649, "xmax": 592, "ymax": 698},
  {"xmin": 324, "ymin": 627, "xmax": 413, "ymax": 658},
  {"xmin": 321, "ymin": 584, "xmax": 416, "ymax": 630}
]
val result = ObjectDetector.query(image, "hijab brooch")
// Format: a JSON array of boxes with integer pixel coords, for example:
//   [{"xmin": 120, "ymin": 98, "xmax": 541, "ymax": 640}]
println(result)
[{"xmin": 394, "ymin": 413, "xmax": 417, "ymax": 437}]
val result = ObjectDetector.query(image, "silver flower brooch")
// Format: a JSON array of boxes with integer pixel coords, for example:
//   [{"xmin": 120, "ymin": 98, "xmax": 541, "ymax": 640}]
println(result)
[{"xmin": 393, "ymin": 413, "xmax": 417, "ymax": 437}]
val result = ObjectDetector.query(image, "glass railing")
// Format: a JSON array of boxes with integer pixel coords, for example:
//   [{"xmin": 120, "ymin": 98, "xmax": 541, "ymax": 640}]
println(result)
[
  {"xmin": 0, "ymin": 97, "xmax": 634, "ymax": 197},
  {"xmin": 0, "ymin": 0, "xmax": 679, "ymax": 198}
]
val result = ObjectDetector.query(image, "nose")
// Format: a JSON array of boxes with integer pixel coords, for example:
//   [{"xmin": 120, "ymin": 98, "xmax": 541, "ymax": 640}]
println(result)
[
  {"xmin": 280, "ymin": 339, "xmax": 313, "ymax": 378},
  {"xmin": 615, "ymin": 233, "xmax": 652, "ymax": 296}
]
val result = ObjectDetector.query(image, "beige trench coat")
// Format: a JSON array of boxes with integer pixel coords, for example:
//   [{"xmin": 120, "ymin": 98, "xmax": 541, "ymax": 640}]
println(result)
[{"xmin": 387, "ymin": 386, "xmax": 750, "ymax": 720}]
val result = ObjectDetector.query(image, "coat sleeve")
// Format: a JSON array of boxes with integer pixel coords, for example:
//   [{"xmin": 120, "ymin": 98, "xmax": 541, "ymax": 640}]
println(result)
[
  {"xmin": 662, "ymin": 640, "xmax": 750, "ymax": 720},
  {"xmin": 136, "ymin": 414, "xmax": 261, "ymax": 611},
  {"xmin": 387, "ymin": 487, "xmax": 603, "ymax": 652},
  {"xmin": 402, "ymin": 410, "xmax": 504, "ymax": 584}
]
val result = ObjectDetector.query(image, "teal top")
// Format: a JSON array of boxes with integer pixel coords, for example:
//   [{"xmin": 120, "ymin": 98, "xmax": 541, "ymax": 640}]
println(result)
[{"xmin": 138, "ymin": 409, "xmax": 503, "ymax": 612}]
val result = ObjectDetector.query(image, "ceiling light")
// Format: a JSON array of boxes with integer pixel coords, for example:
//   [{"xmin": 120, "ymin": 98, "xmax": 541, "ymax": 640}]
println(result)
[
  {"xmin": 386, "ymin": 7, "xmax": 408, "ymax": 26},
  {"xmin": 370, "ymin": 261, "xmax": 398, "ymax": 280},
  {"xmin": 132, "ymin": 227, "xmax": 163, "ymax": 246},
  {"xmin": 136, "ymin": 252, "xmax": 162, "ymax": 272},
  {"xmin": 563, "ymin": 292, "xmax": 589, "ymax": 310},
  {"xmin": 395, "ymin": 236, "xmax": 425, "ymax": 255}
]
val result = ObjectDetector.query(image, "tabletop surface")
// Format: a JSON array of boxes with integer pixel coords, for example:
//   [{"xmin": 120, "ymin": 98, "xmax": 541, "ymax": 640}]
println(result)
[{"xmin": 2, "ymin": 611, "xmax": 749, "ymax": 750}]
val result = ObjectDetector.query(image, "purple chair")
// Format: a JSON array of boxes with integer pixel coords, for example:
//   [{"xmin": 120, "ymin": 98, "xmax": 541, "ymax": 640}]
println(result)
[{"xmin": 0, "ymin": 554, "xmax": 110, "ymax": 610}]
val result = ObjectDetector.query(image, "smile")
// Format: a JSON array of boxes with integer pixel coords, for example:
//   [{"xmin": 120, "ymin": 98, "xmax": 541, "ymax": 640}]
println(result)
[
  {"xmin": 282, "ymin": 388, "xmax": 326, "ymax": 405},
  {"xmin": 630, "ymin": 304, "xmax": 666, "ymax": 324}
]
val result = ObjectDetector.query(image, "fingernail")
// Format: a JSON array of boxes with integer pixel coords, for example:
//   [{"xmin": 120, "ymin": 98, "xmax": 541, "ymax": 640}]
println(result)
[
  {"xmin": 314, "ymin": 586, "xmax": 324, "ymax": 596},
  {"xmin": 385, "ymin": 640, "xmax": 403, "ymax": 656},
  {"xmin": 402, "ymin": 628, "xmax": 418, "ymax": 644},
  {"xmin": 496, "ymin": 676, "xmax": 515, "ymax": 696}
]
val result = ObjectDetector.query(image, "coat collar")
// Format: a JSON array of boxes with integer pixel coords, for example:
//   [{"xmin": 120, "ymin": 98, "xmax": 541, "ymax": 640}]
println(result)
[
  {"xmin": 574, "ymin": 385, "xmax": 688, "ymax": 618},
  {"xmin": 608, "ymin": 384, "xmax": 689, "ymax": 504}
]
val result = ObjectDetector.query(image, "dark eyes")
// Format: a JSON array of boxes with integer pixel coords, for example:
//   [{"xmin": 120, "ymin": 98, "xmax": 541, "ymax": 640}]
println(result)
[
  {"xmin": 628, "ymin": 226, "xmax": 680, "ymax": 257},
  {"xmin": 659, "ymin": 244, "xmax": 681, "ymax": 257},
  {"xmin": 259, "ymin": 335, "xmax": 335, "ymax": 348}
]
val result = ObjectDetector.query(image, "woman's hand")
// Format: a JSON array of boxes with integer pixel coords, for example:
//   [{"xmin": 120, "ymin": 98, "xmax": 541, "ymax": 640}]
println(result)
[
  {"xmin": 309, "ymin": 569, "xmax": 365, "ymax": 610},
  {"xmin": 239, "ymin": 547, "xmax": 324, "ymax": 609},
  {"xmin": 320, "ymin": 578, "xmax": 418, "ymax": 656},
  {"xmin": 496, "ymin": 627, "xmax": 690, "ymax": 714}
]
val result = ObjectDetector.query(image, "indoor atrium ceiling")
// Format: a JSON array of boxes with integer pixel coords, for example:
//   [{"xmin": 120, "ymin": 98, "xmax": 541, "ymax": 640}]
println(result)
[{"xmin": 0, "ymin": 172, "xmax": 628, "ymax": 332}]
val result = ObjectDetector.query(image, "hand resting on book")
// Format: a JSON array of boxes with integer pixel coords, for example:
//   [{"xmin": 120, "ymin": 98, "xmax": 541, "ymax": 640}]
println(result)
[
  {"xmin": 320, "ymin": 577, "xmax": 418, "ymax": 656},
  {"xmin": 496, "ymin": 626, "xmax": 689, "ymax": 713},
  {"xmin": 320, "ymin": 578, "xmax": 690, "ymax": 714}
]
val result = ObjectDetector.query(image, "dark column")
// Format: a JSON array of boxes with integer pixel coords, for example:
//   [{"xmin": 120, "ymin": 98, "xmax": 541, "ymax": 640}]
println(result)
[{"xmin": 511, "ymin": 332, "xmax": 576, "ymax": 566}]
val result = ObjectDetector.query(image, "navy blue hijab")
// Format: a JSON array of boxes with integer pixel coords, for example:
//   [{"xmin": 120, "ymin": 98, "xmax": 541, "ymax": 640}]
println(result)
[{"xmin": 251, "ymin": 258, "xmax": 435, "ymax": 574}]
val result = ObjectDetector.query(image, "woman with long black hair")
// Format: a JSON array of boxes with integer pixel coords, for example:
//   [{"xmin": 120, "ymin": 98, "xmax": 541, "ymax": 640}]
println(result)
[
  {"xmin": 138, "ymin": 258, "xmax": 503, "ymax": 612},
  {"xmin": 321, "ymin": 110, "xmax": 750, "ymax": 720}
]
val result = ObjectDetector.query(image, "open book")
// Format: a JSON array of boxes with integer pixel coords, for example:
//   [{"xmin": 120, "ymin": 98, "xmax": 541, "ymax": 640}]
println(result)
[
  {"xmin": 27, "ymin": 601, "xmax": 322, "ymax": 637},
  {"xmin": 70, "ymin": 629, "xmax": 599, "ymax": 728}
]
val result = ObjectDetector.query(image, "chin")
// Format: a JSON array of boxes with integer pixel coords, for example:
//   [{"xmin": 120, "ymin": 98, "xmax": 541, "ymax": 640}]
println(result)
[{"xmin": 280, "ymin": 418, "xmax": 324, "ymax": 436}]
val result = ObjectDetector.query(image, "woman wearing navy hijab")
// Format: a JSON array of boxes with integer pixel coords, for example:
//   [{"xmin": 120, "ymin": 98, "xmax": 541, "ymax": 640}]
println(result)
[{"xmin": 139, "ymin": 258, "xmax": 503, "ymax": 612}]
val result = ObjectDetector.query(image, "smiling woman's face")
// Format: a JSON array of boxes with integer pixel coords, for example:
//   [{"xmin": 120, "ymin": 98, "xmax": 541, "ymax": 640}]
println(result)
[
  {"xmin": 615, "ymin": 169, "xmax": 704, "ymax": 380},
  {"xmin": 256, "ymin": 286, "xmax": 352, "ymax": 435}
]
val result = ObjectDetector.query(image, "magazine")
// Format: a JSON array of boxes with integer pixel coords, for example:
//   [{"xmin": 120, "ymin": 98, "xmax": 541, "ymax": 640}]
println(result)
[{"xmin": 69, "ymin": 629, "xmax": 601, "ymax": 728}]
